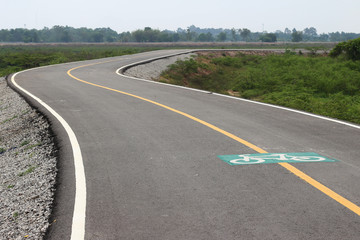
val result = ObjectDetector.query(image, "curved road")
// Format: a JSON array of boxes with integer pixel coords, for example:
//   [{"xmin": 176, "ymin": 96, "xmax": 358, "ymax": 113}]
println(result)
[{"xmin": 11, "ymin": 50, "xmax": 360, "ymax": 239}]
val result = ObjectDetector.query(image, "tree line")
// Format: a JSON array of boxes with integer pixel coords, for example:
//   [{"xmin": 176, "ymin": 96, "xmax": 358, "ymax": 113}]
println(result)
[{"xmin": 1, "ymin": 25, "xmax": 359, "ymax": 43}]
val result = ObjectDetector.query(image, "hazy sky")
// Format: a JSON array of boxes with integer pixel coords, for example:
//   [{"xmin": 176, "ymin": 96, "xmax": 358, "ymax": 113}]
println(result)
[{"xmin": 2, "ymin": 0, "xmax": 360, "ymax": 33}]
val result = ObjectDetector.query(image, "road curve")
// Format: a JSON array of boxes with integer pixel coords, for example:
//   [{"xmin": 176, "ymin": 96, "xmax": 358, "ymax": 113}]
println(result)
[{"xmin": 10, "ymin": 50, "xmax": 360, "ymax": 239}]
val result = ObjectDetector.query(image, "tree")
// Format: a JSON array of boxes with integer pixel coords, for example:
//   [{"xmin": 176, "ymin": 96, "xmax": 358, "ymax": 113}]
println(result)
[
  {"xmin": 183, "ymin": 27, "xmax": 199, "ymax": 41},
  {"xmin": 23, "ymin": 29, "xmax": 40, "ymax": 43},
  {"xmin": 172, "ymin": 33, "xmax": 180, "ymax": 42},
  {"xmin": 132, "ymin": 29, "xmax": 145, "ymax": 42},
  {"xmin": 304, "ymin": 27, "xmax": 317, "ymax": 37},
  {"xmin": 186, "ymin": 28, "xmax": 191, "ymax": 41},
  {"xmin": 217, "ymin": 32, "xmax": 227, "ymax": 42},
  {"xmin": 239, "ymin": 28, "xmax": 251, "ymax": 41},
  {"xmin": 91, "ymin": 32, "xmax": 104, "ymax": 42},
  {"xmin": 303, "ymin": 27, "xmax": 318, "ymax": 41},
  {"xmin": 61, "ymin": 31, "xmax": 72, "ymax": 42},
  {"xmin": 260, "ymin": 33, "xmax": 277, "ymax": 42},
  {"xmin": 231, "ymin": 28, "xmax": 237, "ymax": 42},
  {"xmin": 198, "ymin": 32, "xmax": 214, "ymax": 42},
  {"xmin": 284, "ymin": 28, "xmax": 291, "ymax": 35},
  {"xmin": 319, "ymin": 33, "xmax": 329, "ymax": 42},
  {"xmin": 292, "ymin": 30, "xmax": 303, "ymax": 42},
  {"xmin": 119, "ymin": 31, "xmax": 132, "ymax": 42},
  {"xmin": 330, "ymin": 37, "xmax": 360, "ymax": 60}
]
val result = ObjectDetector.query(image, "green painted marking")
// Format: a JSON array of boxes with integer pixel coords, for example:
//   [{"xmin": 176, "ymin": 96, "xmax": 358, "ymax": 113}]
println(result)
[{"xmin": 218, "ymin": 152, "xmax": 338, "ymax": 165}]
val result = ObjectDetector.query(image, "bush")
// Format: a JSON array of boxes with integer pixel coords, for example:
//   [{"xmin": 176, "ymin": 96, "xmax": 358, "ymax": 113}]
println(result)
[{"xmin": 330, "ymin": 37, "xmax": 360, "ymax": 60}]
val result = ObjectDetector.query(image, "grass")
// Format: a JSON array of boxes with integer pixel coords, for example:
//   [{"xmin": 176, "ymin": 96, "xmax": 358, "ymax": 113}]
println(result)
[
  {"xmin": 160, "ymin": 51, "xmax": 360, "ymax": 124},
  {"xmin": 0, "ymin": 147, "xmax": 5, "ymax": 154},
  {"xmin": 24, "ymin": 142, "xmax": 42, "ymax": 151},
  {"xmin": 1, "ymin": 115, "xmax": 18, "ymax": 124},
  {"xmin": 0, "ymin": 45, "xmax": 160, "ymax": 77},
  {"xmin": 18, "ymin": 166, "xmax": 36, "ymax": 177},
  {"xmin": 20, "ymin": 140, "xmax": 30, "ymax": 147},
  {"xmin": 13, "ymin": 212, "xmax": 19, "ymax": 219}
]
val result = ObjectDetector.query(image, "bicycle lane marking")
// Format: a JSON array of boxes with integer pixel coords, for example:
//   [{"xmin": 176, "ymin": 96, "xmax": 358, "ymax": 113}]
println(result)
[
  {"xmin": 68, "ymin": 61, "xmax": 360, "ymax": 218},
  {"xmin": 219, "ymin": 152, "xmax": 338, "ymax": 165}
]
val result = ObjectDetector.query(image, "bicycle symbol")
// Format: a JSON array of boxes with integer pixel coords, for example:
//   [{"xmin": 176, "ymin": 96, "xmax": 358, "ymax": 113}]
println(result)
[{"xmin": 229, "ymin": 153, "xmax": 327, "ymax": 165}]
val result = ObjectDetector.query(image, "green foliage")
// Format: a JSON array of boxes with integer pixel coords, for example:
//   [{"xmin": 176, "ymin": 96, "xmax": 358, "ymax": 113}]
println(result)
[
  {"xmin": 216, "ymin": 32, "xmax": 227, "ymax": 42},
  {"xmin": 161, "ymin": 52, "xmax": 360, "ymax": 124},
  {"xmin": 260, "ymin": 33, "xmax": 277, "ymax": 42},
  {"xmin": 239, "ymin": 28, "xmax": 251, "ymax": 42},
  {"xmin": 1, "ymin": 25, "xmax": 360, "ymax": 43},
  {"xmin": 197, "ymin": 32, "xmax": 214, "ymax": 42},
  {"xmin": 1, "ymin": 115, "xmax": 18, "ymax": 124},
  {"xmin": 24, "ymin": 142, "xmax": 42, "ymax": 151},
  {"xmin": 292, "ymin": 31, "xmax": 303, "ymax": 42},
  {"xmin": 20, "ymin": 140, "xmax": 30, "ymax": 147},
  {"xmin": 330, "ymin": 37, "xmax": 360, "ymax": 60},
  {"xmin": 0, "ymin": 147, "xmax": 5, "ymax": 154},
  {"xmin": 18, "ymin": 166, "xmax": 36, "ymax": 177}
]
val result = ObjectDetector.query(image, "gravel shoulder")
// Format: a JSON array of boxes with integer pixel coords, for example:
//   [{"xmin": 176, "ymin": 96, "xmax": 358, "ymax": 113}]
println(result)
[
  {"xmin": 123, "ymin": 50, "xmax": 287, "ymax": 81},
  {"xmin": 0, "ymin": 77, "xmax": 57, "ymax": 240},
  {"xmin": 124, "ymin": 53, "xmax": 196, "ymax": 80},
  {"xmin": 0, "ymin": 53, "xmax": 191, "ymax": 240}
]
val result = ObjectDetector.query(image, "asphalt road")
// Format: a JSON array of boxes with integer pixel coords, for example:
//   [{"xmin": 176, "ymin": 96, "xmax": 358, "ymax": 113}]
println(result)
[{"xmin": 11, "ymin": 50, "xmax": 360, "ymax": 239}]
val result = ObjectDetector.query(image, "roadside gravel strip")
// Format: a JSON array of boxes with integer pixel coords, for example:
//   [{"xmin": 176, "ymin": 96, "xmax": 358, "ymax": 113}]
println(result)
[
  {"xmin": 124, "ymin": 53, "xmax": 195, "ymax": 80},
  {"xmin": 0, "ymin": 53, "xmax": 192, "ymax": 239},
  {"xmin": 0, "ymin": 77, "xmax": 57, "ymax": 239},
  {"xmin": 0, "ymin": 54, "xmax": 190, "ymax": 239}
]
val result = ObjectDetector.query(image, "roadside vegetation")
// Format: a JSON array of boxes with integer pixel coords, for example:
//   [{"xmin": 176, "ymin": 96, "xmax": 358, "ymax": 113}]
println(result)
[
  {"xmin": 160, "ymin": 39, "xmax": 360, "ymax": 124},
  {"xmin": 0, "ymin": 45, "xmax": 158, "ymax": 76},
  {"xmin": 0, "ymin": 43, "xmax": 335, "ymax": 77}
]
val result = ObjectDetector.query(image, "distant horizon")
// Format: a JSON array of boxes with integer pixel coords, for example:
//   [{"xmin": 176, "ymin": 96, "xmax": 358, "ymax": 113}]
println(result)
[{"xmin": 1, "ymin": 25, "xmax": 359, "ymax": 35}]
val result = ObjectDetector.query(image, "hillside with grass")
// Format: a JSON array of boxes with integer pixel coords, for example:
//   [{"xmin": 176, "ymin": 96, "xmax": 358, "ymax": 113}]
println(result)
[{"xmin": 160, "ymin": 40, "xmax": 360, "ymax": 124}]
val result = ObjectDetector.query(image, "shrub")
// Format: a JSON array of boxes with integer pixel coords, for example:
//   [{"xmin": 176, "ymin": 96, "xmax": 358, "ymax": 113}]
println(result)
[{"xmin": 330, "ymin": 38, "xmax": 360, "ymax": 60}]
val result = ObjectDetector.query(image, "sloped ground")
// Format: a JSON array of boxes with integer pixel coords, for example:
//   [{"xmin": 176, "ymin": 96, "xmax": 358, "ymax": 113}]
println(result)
[{"xmin": 0, "ymin": 77, "xmax": 57, "ymax": 240}]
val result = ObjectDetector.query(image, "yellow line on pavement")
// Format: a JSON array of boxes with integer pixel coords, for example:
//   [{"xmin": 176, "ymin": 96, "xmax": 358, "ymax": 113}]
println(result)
[{"xmin": 67, "ymin": 61, "xmax": 360, "ymax": 216}]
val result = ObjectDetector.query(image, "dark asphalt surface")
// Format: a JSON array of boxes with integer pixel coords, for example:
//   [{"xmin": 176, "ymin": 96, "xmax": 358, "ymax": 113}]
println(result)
[{"xmin": 11, "ymin": 50, "xmax": 360, "ymax": 239}]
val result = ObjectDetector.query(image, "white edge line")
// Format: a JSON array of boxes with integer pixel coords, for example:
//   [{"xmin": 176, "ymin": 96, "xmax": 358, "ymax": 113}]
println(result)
[
  {"xmin": 116, "ymin": 51, "xmax": 360, "ymax": 130},
  {"xmin": 11, "ymin": 69, "xmax": 86, "ymax": 240}
]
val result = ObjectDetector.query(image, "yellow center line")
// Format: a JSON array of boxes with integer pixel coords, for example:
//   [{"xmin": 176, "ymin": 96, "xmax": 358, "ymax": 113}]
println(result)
[{"xmin": 67, "ymin": 61, "xmax": 360, "ymax": 216}]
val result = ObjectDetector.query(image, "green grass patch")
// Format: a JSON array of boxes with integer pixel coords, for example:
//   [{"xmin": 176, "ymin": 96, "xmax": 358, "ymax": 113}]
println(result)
[
  {"xmin": 1, "ymin": 115, "xmax": 18, "ymax": 124},
  {"xmin": 20, "ymin": 140, "xmax": 30, "ymax": 147},
  {"xmin": 0, "ymin": 147, "xmax": 5, "ymax": 154},
  {"xmin": 161, "ymin": 52, "xmax": 360, "ymax": 124},
  {"xmin": 18, "ymin": 166, "xmax": 36, "ymax": 177},
  {"xmin": 24, "ymin": 142, "xmax": 42, "ymax": 151},
  {"xmin": 13, "ymin": 212, "xmax": 19, "ymax": 219},
  {"xmin": 21, "ymin": 110, "xmax": 30, "ymax": 115}
]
